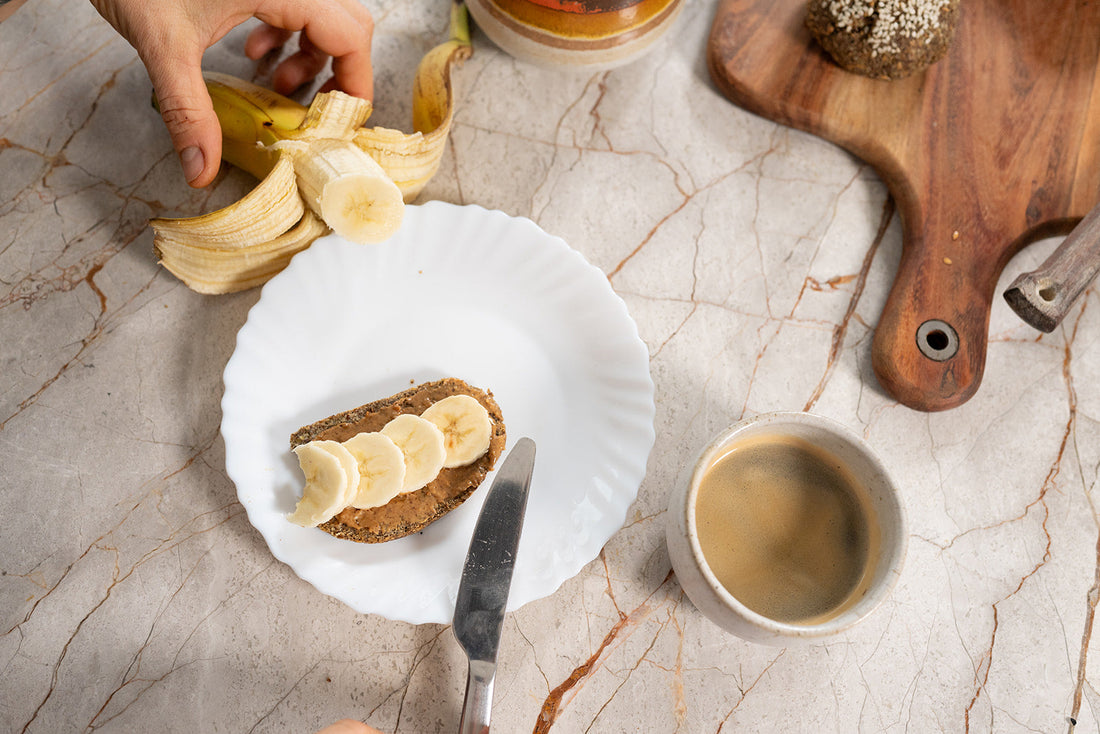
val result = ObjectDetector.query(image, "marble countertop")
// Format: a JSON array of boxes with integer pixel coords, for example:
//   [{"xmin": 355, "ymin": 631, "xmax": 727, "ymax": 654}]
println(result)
[{"xmin": 3, "ymin": 0, "xmax": 1098, "ymax": 732}]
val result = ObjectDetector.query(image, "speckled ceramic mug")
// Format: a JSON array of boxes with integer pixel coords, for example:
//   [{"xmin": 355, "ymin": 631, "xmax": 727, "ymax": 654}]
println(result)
[{"xmin": 666, "ymin": 412, "xmax": 907, "ymax": 645}]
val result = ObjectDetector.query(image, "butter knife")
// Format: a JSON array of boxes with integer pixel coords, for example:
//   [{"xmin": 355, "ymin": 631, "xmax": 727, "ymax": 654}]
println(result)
[{"xmin": 453, "ymin": 437, "xmax": 536, "ymax": 734}]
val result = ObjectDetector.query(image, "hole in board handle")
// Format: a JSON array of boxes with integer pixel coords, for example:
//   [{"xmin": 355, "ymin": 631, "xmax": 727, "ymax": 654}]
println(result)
[{"xmin": 916, "ymin": 319, "xmax": 959, "ymax": 362}]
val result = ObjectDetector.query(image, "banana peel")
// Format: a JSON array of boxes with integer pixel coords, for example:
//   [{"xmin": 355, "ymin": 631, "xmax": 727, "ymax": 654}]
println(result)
[{"xmin": 152, "ymin": 1, "xmax": 472, "ymax": 295}]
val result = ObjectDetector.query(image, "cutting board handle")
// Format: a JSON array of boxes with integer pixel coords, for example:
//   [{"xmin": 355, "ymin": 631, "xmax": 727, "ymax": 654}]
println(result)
[
  {"xmin": 872, "ymin": 219, "xmax": 995, "ymax": 411},
  {"xmin": 706, "ymin": 0, "xmax": 1100, "ymax": 412}
]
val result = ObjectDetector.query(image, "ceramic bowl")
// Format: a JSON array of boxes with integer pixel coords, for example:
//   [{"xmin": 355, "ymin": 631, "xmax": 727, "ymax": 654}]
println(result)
[
  {"xmin": 466, "ymin": 0, "xmax": 684, "ymax": 69},
  {"xmin": 665, "ymin": 412, "xmax": 907, "ymax": 645}
]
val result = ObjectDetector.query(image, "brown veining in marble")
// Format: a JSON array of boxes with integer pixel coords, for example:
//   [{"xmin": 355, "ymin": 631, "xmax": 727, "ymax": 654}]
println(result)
[
  {"xmin": 9, "ymin": 433, "xmax": 236, "ymax": 731},
  {"xmin": 1063, "ymin": 303, "xmax": 1097, "ymax": 733},
  {"xmin": 534, "ymin": 569, "xmax": 677, "ymax": 732},
  {"xmin": 964, "ymin": 302, "xmax": 1082, "ymax": 731},
  {"xmin": 1072, "ymin": 527, "xmax": 1100, "ymax": 730},
  {"xmin": 0, "ymin": 66, "xmax": 179, "ymax": 432},
  {"xmin": 714, "ymin": 651, "xmax": 786, "ymax": 730},
  {"xmin": 804, "ymin": 195, "xmax": 896, "ymax": 413},
  {"xmin": 4, "ymin": 2, "xmax": 1099, "ymax": 732},
  {"xmin": 0, "ymin": 251, "xmax": 156, "ymax": 431}
]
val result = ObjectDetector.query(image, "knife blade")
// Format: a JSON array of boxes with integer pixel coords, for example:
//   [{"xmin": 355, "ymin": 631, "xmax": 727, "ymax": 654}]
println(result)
[{"xmin": 453, "ymin": 437, "xmax": 536, "ymax": 734}]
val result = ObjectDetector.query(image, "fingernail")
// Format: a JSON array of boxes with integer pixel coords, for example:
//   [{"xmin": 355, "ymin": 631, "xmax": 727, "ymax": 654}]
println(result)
[{"xmin": 179, "ymin": 146, "xmax": 204, "ymax": 184}]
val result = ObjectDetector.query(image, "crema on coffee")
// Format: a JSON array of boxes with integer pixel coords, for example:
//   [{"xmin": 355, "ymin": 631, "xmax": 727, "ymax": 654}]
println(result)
[{"xmin": 694, "ymin": 433, "xmax": 880, "ymax": 624}]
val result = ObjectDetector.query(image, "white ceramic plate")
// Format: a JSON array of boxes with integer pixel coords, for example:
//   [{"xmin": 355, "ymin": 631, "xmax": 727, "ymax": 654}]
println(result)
[{"xmin": 221, "ymin": 202, "xmax": 655, "ymax": 625}]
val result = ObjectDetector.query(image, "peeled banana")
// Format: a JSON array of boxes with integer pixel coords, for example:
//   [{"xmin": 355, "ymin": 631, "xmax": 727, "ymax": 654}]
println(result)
[{"xmin": 152, "ymin": 1, "xmax": 473, "ymax": 295}]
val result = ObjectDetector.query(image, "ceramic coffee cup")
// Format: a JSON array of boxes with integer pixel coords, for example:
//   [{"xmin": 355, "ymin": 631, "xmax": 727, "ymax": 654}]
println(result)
[{"xmin": 666, "ymin": 412, "xmax": 907, "ymax": 645}]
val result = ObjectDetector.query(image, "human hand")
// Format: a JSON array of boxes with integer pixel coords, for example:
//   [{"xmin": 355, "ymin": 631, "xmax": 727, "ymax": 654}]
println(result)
[
  {"xmin": 315, "ymin": 719, "xmax": 384, "ymax": 734},
  {"xmin": 89, "ymin": 0, "xmax": 374, "ymax": 187}
]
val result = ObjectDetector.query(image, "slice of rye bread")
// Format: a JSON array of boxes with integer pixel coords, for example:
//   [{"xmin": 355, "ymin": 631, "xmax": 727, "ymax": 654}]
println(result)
[{"xmin": 290, "ymin": 378, "xmax": 506, "ymax": 543}]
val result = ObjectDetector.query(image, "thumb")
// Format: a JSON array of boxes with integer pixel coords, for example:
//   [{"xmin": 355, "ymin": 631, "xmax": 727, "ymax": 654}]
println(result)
[{"xmin": 147, "ymin": 52, "xmax": 223, "ymax": 188}]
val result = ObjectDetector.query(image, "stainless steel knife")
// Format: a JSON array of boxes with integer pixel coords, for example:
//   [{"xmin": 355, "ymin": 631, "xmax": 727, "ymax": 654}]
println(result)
[{"xmin": 453, "ymin": 437, "xmax": 536, "ymax": 734}]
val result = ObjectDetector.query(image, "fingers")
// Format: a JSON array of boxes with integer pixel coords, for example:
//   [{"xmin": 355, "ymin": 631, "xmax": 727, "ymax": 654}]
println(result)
[
  {"xmin": 270, "ymin": 34, "xmax": 331, "ymax": 96},
  {"xmin": 314, "ymin": 719, "xmax": 384, "ymax": 734},
  {"xmin": 255, "ymin": 0, "xmax": 373, "ymax": 100},
  {"xmin": 321, "ymin": 0, "xmax": 374, "ymax": 100},
  {"xmin": 329, "ymin": 33, "xmax": 373, "ymax": 100},
  {"xmin": 98, "ymin": 0, "xmax": 374, "ymax": 188},
  {"xmin": 244, "ymin": 22, "xmax": 293, "ymax": 60},
  {"xmin": 145, "ymin": 46, "xmax": 223, "ymax": 188}
]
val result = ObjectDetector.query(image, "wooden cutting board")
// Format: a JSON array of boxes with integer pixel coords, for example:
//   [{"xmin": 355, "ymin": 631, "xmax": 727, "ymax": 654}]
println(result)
[{"xmin": 708, "ymin": 0, "xmax": 1100, "ymax": 411}]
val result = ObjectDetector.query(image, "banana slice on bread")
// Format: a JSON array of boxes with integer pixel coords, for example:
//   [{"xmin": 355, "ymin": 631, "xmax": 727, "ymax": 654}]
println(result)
[
  {"xmin": 380, "ymin": 414, "xmax": 448, "ymax": 492},
  {"xmin": 421, "ymin": 394, "xmax": 493, "ymax": 468},
  {"xmin": 288, "ymin": 378, "xmax": 506, "ymax": 542},
  {"xmin": 287, "ymin": 441, "xmax": 361, "ymax": 527},
  {"xmin": 342, "ymin": 432, "xmax": 406, "ymax": 509}
]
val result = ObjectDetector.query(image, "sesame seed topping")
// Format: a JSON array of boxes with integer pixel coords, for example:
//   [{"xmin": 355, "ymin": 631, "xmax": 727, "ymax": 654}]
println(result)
[{"xmin": 826, "ymin": 0, "xmax": 952, "ymax": 56}]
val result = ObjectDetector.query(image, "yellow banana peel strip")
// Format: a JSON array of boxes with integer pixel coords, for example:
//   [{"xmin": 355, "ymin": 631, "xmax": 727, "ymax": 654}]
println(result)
[
  {"xmin": 155, "ymin": 210, "xmax": 329, "ymax": 295},
  {"xmin": 357, "ymin": 0, "xmax": 473, "ymax": 203},
  {"xmin": 292, "ymin": 93, "xmax": 374, "ymax": 140},
  {"xmin": 151, "ymin": 155, "xmax": 302, "ymax": 248},
  {"xmin": 150, "ymin": 0, "xmax": 473, "ymax": 295},
  {"xmin": 355, "ymin": 127, "xmax": 439, "ymax": 204},
  {"xmin": 412, "ymin": 0, "xmax": 473, "ymax": 136}
]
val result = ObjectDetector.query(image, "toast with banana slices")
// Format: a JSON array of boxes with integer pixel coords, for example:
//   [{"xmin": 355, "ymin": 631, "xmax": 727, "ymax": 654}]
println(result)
[{"xmin": 288, "ymin": 378, "xmax": 506, "ymax": 543}]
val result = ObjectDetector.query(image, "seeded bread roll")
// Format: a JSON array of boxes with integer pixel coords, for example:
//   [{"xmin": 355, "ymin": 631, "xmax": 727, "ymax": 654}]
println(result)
[
  {"xmin": 806, "ymin": 0, "xmax": 960, "ymax": 80},
  {"xmin": 290, "ymin": 378, "xmax": 506, "ymax": 543}
]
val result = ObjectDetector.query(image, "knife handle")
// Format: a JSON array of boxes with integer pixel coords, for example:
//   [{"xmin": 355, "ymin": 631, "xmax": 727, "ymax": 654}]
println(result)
[
  {"xmin": 1004, "ymin": 202, "xmax": 1100, "ymax": 332},
  {"xmin": 458, "ymin": 659, "xmax": 496, "ymax": 734}
]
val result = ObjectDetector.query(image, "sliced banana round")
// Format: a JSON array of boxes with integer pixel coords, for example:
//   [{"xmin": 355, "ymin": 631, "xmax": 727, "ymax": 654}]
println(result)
[
  {"xmin": 420, "ymin": 394, "xmax": 492, "ymax": 468},
  {"xmin": 342, "ymin": 431, "xmax": 407, "ymax": 509},
  {"xmin": 380, "ymin": 414, "xmax": 448, "ymax": 492},
  {"xmin": 288, "ymin": 440, "xmax": 360, "ymax": 527}
]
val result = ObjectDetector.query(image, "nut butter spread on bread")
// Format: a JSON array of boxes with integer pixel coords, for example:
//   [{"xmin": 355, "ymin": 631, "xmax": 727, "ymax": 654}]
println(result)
[{"xmin": 289, "ymin": 378, "xmax": 506, "ymax": 543}]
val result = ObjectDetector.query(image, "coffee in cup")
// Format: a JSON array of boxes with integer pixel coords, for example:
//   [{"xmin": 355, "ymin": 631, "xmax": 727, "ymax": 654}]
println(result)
[{"xmin": 666, "ymin": 412, "xmax": 906, "ymax": 644}]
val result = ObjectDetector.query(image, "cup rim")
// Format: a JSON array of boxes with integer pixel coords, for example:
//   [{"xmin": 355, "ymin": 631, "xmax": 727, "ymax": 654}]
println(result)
[{"xmin": 684, "ymin": 411, "xmax": 908, "ymax": 639}]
